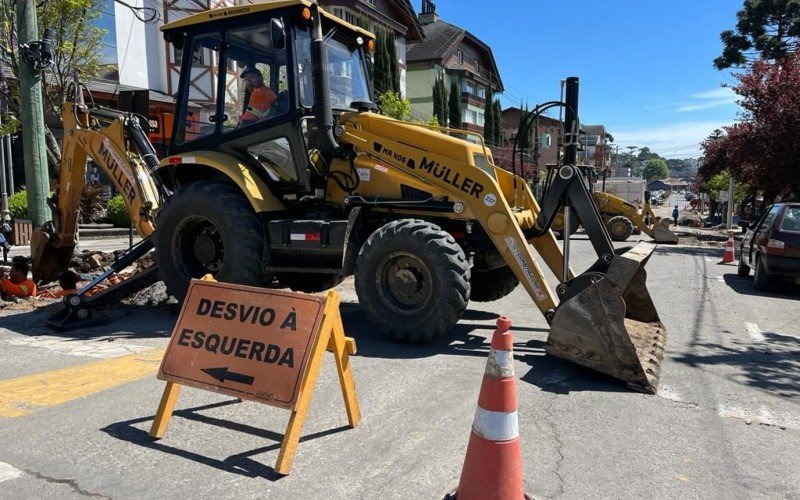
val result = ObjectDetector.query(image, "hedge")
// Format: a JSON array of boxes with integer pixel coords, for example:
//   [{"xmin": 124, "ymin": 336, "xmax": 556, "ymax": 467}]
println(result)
[{"xmin": 106, "ymin": 195, "xmax": 131, "ymax": 227}]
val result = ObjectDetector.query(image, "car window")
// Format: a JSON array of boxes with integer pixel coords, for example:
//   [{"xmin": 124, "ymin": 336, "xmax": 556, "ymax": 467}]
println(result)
[
  {"xmin": 758, "ymin": 205, "xmax": 782, "ymax": 231},
  {"xmin": 780, "ymin": 206, "xmax": 800, "ymax": 232}
]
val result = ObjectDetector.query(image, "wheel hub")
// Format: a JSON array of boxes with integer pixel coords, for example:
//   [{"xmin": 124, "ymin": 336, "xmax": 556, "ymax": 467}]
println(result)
[
  {"xmin": 176, "ymin": 217, "xmax": 225, "ymax": 278},
  {"xmin": 193, "ymin": 234, "xmax": 218, "ymax": 265},
  {"xmin": 379, "ymin": 253, "xmax": 433, "ymax": 313}
]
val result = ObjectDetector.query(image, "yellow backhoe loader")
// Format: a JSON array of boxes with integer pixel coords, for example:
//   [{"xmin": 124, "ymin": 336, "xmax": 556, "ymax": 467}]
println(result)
[
  {"xmin": 33, "ymin": 0, "xmax": 666, "ymax": 392},
  {"xmin": 593, "ymin": 191, "xmax": 679, "ymax": 243},
  {"xmin": 549, "ymin": 184, "xmax": 679, "ymax": 244}
]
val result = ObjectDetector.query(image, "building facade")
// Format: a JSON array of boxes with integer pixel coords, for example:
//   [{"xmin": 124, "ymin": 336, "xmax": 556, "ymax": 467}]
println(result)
[
  {"xmin": 405, "ymin": 0, "xmax": 502, "ymax": 133},
  {"xmin": 501, "ymin": 108, "xmax": 561, "ymax": 169}
]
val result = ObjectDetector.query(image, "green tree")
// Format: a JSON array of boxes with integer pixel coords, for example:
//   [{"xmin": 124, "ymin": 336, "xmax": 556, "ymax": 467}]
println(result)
[
  {"xmin": 484, "ymin": 85, "xmax": 495, "ymax": 145},
  {"xmin": 714, "ymin": 0, "xmax": 800, "ymax": 69},
  {"xmin": 448, "ymin": 77, "xmax": 461, "ymax": 129},
  {"xmin": 432, "ymin": 75, "xmax": 448, "ymax": 127},
  {"xmin": 642, "ymin": 158, "xmax": 669, "ymax": 180},
  {"xmin": 379, "ymin": 90, "xmax": 411, "ymax": 121},
  {"xmin": 373, "ymin": 30, "xmax": 399, "ymax": 95},
  {"xmin": 0, "ymin": 0, "xmax": 108, "ymax": 170},
  {"xmin": 492, "ymin": 99, "xmax": 502, "ymax": 146}
]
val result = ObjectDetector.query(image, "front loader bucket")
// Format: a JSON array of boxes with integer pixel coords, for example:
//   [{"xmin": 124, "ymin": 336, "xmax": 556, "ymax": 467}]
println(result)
[
  {"xmin": 31, "ymin": 227, "xmax": 75, "ymax": 284},
  {"xmin": 546, "ymin": 242, "xmax": 666, "ymax": 393},
  {"xmin": 652, "ymin": 218, "xmax": 679, "ymax": 244}
]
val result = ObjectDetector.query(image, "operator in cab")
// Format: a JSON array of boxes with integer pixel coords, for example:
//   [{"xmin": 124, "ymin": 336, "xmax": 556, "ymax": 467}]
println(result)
[
  {"xmin": 1, "ymin": 256, "xmax": 37, "ymax": 300},
  {"xmin": 239, "ymin": 67, "xmax": 277, "ymax": 126}
]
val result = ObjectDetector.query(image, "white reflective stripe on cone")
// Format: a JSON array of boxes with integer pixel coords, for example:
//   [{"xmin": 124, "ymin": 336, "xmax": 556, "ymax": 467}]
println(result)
[
  {"xmin": 486, "ymin": 349, "xmax": 514, "ymax": 378},
  {"xmin": 472, "ymin": 407, "xmax": 519, "ymax": 441}
]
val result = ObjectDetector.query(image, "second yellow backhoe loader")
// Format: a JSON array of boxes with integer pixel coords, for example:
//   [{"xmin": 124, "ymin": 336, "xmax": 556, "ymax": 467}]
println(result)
[
  {"xmin": 33, "ymin": 0, "xmax": 666, "ymax": 393},
  {"xmin": 594, "ymin": 191, "xmax": 679, "ymax": 243}
]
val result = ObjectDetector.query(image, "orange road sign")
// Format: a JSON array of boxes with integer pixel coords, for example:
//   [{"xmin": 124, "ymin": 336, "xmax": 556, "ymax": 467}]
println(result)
[
  {"xmin": 157, "ymin": 279, "xmax": 326, "ymax": 409},
  {"xmin": 149, "ymin": 277, "xmax": 360, "ymax": 475}
]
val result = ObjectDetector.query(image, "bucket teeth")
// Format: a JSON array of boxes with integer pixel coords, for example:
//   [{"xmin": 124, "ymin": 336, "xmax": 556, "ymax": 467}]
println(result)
[{"xmin": 546, "ymin": 242, "xmax": 666, "ymax": 394}]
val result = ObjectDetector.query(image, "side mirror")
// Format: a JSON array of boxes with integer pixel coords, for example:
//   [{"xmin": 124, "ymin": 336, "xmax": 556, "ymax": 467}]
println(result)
[{"xmin": 271, "ymin": 19, "xmax": 286, "ymax": 50}]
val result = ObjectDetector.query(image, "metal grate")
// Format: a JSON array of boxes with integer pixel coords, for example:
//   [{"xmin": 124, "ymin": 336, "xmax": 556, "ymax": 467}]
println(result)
[{"xmin": 400, "ymin": 184, "xmax": 432, "ymax": 201}]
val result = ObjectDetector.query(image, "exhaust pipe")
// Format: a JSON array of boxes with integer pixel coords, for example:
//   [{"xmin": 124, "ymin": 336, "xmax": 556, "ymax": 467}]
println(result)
[{"xmin": 309, "ymin": 2, "xmax": 340, "ymax": 158}]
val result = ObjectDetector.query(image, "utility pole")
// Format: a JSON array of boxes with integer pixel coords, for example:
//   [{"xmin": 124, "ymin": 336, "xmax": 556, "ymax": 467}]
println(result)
[
  {"xmin": 726, "ymin": 175, "xmax": 735, "ymax": 231},
  {"xmin": 16, "ymin": 0, "xmax": 52, "ymax": 227}
]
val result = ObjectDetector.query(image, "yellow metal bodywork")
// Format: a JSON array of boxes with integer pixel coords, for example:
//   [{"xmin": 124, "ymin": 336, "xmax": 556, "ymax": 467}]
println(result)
[
  {"xmin": 55, "ymin": 105, "xmax": 161, "ymax": 242},
  {"xmin": 331, "ymin": 112, "xmax": 574, "ymax": 314},
  {"xmin": 158, "ymin": 151, "xmax": 285, "ymax": 213}
]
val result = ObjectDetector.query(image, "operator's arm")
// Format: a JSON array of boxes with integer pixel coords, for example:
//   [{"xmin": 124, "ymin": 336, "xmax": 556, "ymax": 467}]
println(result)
[{"xmin": 1, "ymin": 277, "xmax": 37, "ymax": 299}]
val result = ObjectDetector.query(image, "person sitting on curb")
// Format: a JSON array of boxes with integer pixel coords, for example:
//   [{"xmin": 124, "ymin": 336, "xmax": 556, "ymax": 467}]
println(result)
[{"xmin": 1, "ymin": 257, "xmax": 37, "ymax": 300}]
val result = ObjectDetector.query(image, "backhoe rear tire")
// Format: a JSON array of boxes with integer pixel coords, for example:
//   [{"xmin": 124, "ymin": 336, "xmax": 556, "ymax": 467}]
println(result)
[
  {"xmin": 354, "ymin": 219, "xmax": 470, "ymax": 342},
  {"xmin": 277, "ymin": 273, "xmax": 345, "ymax": 293},
  {"xmin": 155, "ymin": 182, "xmax": 265, "ymax": 301},
  {"xmin": 606, "ymin": 216, "xmax": 634, "ymax": 241},
  {"xmin": 470, "ymin": 266, "xmax": 519, "ymax": 302}
]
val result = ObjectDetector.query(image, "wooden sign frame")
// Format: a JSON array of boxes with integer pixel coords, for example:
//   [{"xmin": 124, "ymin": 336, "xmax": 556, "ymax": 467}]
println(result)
[{"xmin": 149, "ymin": 288, "xmax": 360, "ymax": 475}]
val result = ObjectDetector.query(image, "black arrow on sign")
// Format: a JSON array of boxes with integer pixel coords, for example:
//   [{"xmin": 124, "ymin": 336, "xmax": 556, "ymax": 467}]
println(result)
[{"xmin": 201, "ymin": 367, "xmax": 255, "ymax": 385}]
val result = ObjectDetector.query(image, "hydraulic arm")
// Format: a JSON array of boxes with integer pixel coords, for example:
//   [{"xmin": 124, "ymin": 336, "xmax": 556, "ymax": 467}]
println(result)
[{"xmin": 32, "ymin": 80, "xmax": 167, "ymax": 283}]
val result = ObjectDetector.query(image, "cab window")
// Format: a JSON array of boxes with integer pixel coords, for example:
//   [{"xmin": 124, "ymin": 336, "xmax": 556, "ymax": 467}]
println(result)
[{"xmin": 222, "ymin": 22, "xmax": 289, "ymax": 132}]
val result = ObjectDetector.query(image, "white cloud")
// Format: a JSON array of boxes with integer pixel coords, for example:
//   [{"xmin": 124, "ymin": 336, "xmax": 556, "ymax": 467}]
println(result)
[
  {"xmin": 611, "ymin": 120, "xmax": 732, "ymax": 157},
  {"xmin": 676, "ymin": 87, "xmax": 738, "ymax": 112}
]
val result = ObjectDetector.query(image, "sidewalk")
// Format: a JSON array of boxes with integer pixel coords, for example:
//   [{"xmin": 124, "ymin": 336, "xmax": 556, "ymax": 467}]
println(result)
[{"xmin": 7, "ymin": 236, "xmax": 142, "ymax": 261}]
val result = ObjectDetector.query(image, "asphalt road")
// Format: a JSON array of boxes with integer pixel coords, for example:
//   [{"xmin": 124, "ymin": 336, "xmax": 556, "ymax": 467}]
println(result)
[{"xmin": 1, "ymin": 229, "xmax": 798, "ymax": 498}]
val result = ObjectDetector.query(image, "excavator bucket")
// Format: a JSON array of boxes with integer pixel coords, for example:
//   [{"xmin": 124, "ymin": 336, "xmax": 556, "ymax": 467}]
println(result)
[
  {"xmin": 546, "ymin": 242, "xmax": 666, "ymax": 393},
  {"xmin": 651, "ymin": 218, "xmax": 679, "ymax": 244},
  {"xmin": 31, "ymin": 227, "xmax": 75, "ymax": 284}
]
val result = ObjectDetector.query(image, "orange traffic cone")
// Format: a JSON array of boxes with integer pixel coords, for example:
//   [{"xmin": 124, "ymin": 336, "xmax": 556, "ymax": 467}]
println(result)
[
  {"xmin": 720, "ymin": 232, "xmax": 736, "ymax": 264},
  {"xmin": 451, "ymin": 317, "xmax": 529, "ymax": 500}
]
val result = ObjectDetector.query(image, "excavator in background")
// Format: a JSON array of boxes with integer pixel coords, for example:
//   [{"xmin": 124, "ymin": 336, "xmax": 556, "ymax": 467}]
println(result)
[
  {"xmin": 32, "ymin": 0, "xmax": 666, "ymax": 393},
  {"xmin": 550, "ymin": 179, "xmax": 679, "ymax": 244},
  {"xmin": 593, "ymin": 191, "xmax": 679, "ymax": 243}
]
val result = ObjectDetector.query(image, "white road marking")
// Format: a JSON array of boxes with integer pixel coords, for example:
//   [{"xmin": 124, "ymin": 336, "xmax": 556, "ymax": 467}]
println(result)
[
  {"xmin": 715, "ymin": 276, "xmax": 725, "ymax": 282},
  {"xmin": 1, "ymin": 335, "xmax": 150, "ymax": 359},
  {"xmin": 718, "ymin": 404, "xmax": 800, "ymax": 430},
  {"xmin": 745, "ymin": 322, "xmax": 765, "ymax": 342},
  {"xmin": 0, "ymin": 462, "xmax": 23, "ymax": 483}
]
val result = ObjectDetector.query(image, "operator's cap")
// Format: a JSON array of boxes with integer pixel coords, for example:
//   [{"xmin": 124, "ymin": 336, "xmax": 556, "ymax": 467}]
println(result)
[{"xmin": 241, "ymin": 67, "xmax": 261, "ymax": 78}]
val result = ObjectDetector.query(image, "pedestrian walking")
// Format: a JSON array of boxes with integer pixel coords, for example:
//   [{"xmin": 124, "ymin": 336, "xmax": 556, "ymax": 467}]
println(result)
[{"xmin": 672, "ymin": 205, "xmax": 680, "ymax": 227}]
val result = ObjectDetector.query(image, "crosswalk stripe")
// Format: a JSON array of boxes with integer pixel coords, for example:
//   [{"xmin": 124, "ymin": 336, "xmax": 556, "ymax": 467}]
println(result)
[{"xmin": 0, "ymin": 349, "xmax": 164, "ymax": 418}]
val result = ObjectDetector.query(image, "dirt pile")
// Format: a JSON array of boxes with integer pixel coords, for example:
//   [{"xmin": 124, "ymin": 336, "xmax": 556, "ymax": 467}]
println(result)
[{"xmin": 70, "ymin": 251, "xmax": 116, "ymax": 274}]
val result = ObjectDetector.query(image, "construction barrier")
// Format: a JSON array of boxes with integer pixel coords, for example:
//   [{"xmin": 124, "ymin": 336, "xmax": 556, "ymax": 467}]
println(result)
[
  {"xmin": 150, "ymin": 276, "xmax": 360, "ymax": 475},
  {"xmin": 720, "ymin": 232, "xmax": 736, "ymax": 264}
]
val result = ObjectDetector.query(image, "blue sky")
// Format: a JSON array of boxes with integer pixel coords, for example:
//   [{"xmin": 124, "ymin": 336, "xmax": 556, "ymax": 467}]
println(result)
[{"xmin": 434, "ymin": 0, "xmax": 743, "ymax": 158}]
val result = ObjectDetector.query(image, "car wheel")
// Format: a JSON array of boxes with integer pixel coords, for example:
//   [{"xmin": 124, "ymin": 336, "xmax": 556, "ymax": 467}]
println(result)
[
  {"xmin": 753, "ymin": 254, "xmax": 771, "ymax": 291},
  {"xmin": 737, "ymin": 248, "xmax": 750, "ymax": 278}
]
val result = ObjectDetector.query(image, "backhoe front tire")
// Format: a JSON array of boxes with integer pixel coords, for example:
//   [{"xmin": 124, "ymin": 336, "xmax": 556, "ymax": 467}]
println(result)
[
  {"xmin": 155, "ymin": 182, "xmax": 265, "ymax": 301},
  {"xmin": 606, "ymin": 216, "xmax": 634, "ymax": 241},
  {"xmin": 354, "ymin": 219, "xmax": 470, "ymax": 341},
  {"xmin": 470, "ymin": 266, "xmax": 519, "ymax": 302}
]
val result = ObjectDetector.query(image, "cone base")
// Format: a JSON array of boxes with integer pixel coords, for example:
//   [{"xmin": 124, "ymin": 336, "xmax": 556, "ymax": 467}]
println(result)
[{"xmin": 455, "ymin": 432, "xmax": 526, "ymax": 500}]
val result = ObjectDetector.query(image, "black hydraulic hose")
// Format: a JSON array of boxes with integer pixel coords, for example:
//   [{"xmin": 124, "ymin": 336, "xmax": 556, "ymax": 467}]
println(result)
[
  {"xmin": 309, "ymin": 3, "xmax": 340, "ymax": 158},
  {"xmin": 126, "ymin": 116, "xmax": 171, "ymax": 199}
]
